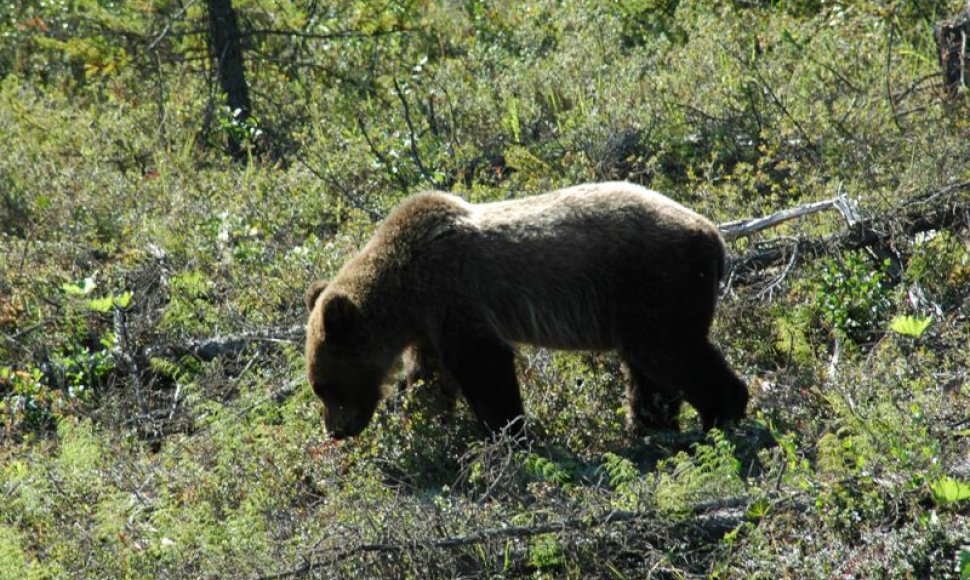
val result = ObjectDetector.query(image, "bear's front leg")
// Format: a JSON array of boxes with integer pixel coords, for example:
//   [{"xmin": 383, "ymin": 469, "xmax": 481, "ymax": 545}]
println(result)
[
  {"xmin": 621, "ymin": 360, "xmax": 683, "ymax": 433},
  {"xmin": 399, "ymin": 342, "xmax": 459, "ymax": 418},
  {"xmin": 624, "ymin": 339, "xmax": 748, "ymax": 431},
  {"xmin": 435, "ymin": 332, "xmax": 525, "ymax": 436}
]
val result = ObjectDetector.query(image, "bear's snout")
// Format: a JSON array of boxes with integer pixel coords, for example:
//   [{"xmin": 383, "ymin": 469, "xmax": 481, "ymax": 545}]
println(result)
[{"xmin": 322, "ymin": 403, "xmax": 368, "ymax": 439}]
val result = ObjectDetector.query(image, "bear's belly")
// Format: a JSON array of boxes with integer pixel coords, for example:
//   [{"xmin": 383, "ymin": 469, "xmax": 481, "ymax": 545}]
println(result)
[{"xmin": 482, "ymin": 294, "xmax": 615, "ymax": 351}]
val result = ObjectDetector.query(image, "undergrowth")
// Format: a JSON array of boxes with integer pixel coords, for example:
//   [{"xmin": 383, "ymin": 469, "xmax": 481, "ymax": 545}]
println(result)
[{"xmin": 1, "ymin": 0, "xmax": 969, "ymax": 577}]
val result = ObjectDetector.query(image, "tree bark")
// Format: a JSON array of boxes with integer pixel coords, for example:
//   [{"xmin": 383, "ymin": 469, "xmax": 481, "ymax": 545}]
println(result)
[
  {"xmin": 934, "ymin": 7, "xmax": 970, "ymax": 99},
  {"xmin": 207, "ymin": 0, "xmax": 252, "ymax": 160}
]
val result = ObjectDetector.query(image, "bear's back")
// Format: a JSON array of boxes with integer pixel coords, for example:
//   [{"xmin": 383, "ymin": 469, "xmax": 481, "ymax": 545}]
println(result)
[
  {"xmin": 469, "ymin": 182, "xmax": 712, "ymax": 240},
  {"xmin": 418, "ymin": 182, "xmax": 723, "ymax": 349}
]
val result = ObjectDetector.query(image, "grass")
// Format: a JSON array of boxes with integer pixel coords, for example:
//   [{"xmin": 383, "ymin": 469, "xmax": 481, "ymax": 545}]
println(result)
[{"xmin": 1, "ymin": 0, "xmax": 969, "ymax": 577}]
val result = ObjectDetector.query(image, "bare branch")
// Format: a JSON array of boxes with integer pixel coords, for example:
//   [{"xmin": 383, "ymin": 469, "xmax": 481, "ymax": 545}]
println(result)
[
  {"xmin": 718, "ymin": 191, "xmax": 860, "ymax": 240},
  {"xmin": 392, "ymin": 78, "xmax": 440, "ymax": 188},
  {"xmin": 729, "ymin": 189, "xmax": 970, "ymax": 283},
  {"xmin": 144, "ymin": 324, "xmax": 304, "ymax": 362},
  {"xmin": 257, "ymin": 495, "xmax": 766, "ymax": 580},
  {"xmin": 238, "ymin": 26, "xmax": 417, "ymax": 41},
  {"xmin": 356, "ymin": 114, "xmax": 412, "ymax": 191}
]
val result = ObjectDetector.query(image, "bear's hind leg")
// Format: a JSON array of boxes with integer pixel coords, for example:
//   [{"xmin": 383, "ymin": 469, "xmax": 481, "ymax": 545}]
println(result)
[
  {"xmin": 436, "ymin": 335, "xmax": 525, "ymax": 436},
  {"xmin": 624, "ymin": 339, "xmax": 748, "ymax": 432},
  {"xmin": 621, "ymin": 359, "xmax": 682, "ymax": 433}
]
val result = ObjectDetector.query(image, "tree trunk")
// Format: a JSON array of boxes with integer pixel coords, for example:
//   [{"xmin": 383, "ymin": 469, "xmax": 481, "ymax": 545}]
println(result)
[
  {"xmin": 934, "ymin": 7, "xmax": 970, "ymax": 99},
  {"xmin": 207, "ymin": 0, "xmax": 252, "ymax": 160}
]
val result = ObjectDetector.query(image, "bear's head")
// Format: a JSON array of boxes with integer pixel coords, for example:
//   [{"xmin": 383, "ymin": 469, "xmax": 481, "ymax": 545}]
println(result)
[{"xmin": 304, "ymin": 280, "xmax": 390, "ymax": 439}]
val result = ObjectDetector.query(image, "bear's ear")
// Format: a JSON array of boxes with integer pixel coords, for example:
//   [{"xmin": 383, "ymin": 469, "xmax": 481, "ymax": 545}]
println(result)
[
  {"xmin": 322, "ymin": 294, "xmax": 357, "ymax": 342},
  {"xmin": 304, "ymin": 280, "xmax": 329, "ymax": 313}
]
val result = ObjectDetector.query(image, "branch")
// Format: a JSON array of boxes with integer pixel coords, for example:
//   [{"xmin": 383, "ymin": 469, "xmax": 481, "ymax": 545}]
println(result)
[
  {"xmin": 718, "ymin": 191, "xmax": 860, "ymax": 240},
  {"xmin": 238, "ymin": 26, "xmax": 417, "ymax": 41},
  {"xmin": 147, "ymin": 0, "xmax": 200, "ymax": 50},
  {"xmin": 728, "ymin": 188, "xmax": 970, "ymax": 282},
  {"xmin": 356, "ymin": 114, "xmax": 412, "ymax": 191},
  {"xmin": 258, "ymin": 495, "xmax": 765, "ymax": 579},
  {"xmin": 392, "ymin": 78, "xmax": 440, "ymax": 188},
  {"xmin": 293, "ymin": 152, "xmax": 383, "ymax": 221},
  {"xmin": 144, "ymin": 324, "xmax": 304, "ymax": 362}
]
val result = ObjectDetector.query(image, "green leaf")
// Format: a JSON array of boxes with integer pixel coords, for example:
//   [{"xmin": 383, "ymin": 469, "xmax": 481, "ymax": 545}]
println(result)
[
  {"xmin": 959, "ymin": 547, "xmax": 970, "ymax": 580},
  {"xmin": 85, "ymin": 295, "xmax": 115, "ymax": 313},
  {"xmin": 930, "ymin": 476, "xmax": 970, "ymax": 506},
  {"xmin": 602, "ymin": 452, "xmax": 638, "ymax": 489},
  {"xmin": 889, "ymin": 315, "xmax": 932, "ymax": 338},
  {"xmin": 113, "ymin": 291, "xmax": 132, "ymax": 309},
  {"xmin": 525, "ymin": 454, "xmax": 572, "ymax": 486},
  {"xmin": 63, "ymin": 278, "xmax": 96, "ymax": 296},
  {"xmin": 746, "ymin": 497, "xmax": 771, "ymax": 522}
]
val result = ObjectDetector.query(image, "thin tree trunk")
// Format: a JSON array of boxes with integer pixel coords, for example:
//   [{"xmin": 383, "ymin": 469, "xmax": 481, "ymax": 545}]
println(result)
[
  {"xmin": 207, "ymin": 0, "xmax": 252, "ymax": 160},
  {"xmin": 934, "ymin": 7, "xmax": 970, "ymax": 99}
]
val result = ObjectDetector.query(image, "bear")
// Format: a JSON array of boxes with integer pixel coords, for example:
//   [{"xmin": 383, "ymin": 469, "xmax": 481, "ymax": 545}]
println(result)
[{"xmin": 304, "ymin": 181, "xmax": 748, "ymax": 439}]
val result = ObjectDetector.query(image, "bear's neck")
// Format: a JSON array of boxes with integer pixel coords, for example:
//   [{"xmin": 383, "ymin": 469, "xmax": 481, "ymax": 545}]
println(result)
[{"xmin": 340, "ymin": 250, "xmax": 423, "ymax": 352}]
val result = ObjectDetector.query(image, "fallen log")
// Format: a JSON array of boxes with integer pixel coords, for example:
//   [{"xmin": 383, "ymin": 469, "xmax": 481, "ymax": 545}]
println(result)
[
  {"xmin": 143, "ymin": 324, "xmax": 305, "ymax": 362},
  {"xmin": 728, "ymin": 185, "xmax": 970, "ymax": 282}
]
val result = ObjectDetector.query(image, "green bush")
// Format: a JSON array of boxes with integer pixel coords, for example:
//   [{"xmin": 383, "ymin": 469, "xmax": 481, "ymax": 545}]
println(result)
[{"xmin": 816, "ymin": 251, "xmax": 894, "ymax": 344}]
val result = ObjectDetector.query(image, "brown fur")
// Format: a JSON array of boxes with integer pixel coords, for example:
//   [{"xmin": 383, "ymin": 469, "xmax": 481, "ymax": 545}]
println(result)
[{"xmin": 304, "ymin": 181, "xmax": 748, "ymax": 438}]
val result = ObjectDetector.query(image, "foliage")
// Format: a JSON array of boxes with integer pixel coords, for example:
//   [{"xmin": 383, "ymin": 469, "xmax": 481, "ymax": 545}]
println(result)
[
  {"xmin": 1, "ymin": 0, "xmax": 969, "ymax": 577},
  {"xmin": 889, "ymin": 314, "xmax": 932, "ymax": 338},
  {"xmin": 651, "ymin": 430, "xmax": 745, "ymax": 516},
  {"xmin": 816, "ymin": 251, "xmax": 894, "ymax": 344},
  {"xmin": 932, "ymin": 476, "xmax": 970, "ymax": 508}
]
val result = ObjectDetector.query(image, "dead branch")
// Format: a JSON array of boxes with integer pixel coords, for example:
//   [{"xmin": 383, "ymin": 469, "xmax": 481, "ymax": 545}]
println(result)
[
  {"xmin": 718, "ymin": 191, "xmax": 860, "ymax": 240},
  {"xmin": 257, "ymin": 495, "xmax": 768, "ymax": 580},
  {"xmin": 392, "ymin": 78, "xmax": 440, "ymax": 188},
  {"xmin": 144, "ymin": 324, "xmax": 304, "ymax": 362},
  {"xmin": 729, "ymin": 189, "xmax": 970, "ymax": 283}
]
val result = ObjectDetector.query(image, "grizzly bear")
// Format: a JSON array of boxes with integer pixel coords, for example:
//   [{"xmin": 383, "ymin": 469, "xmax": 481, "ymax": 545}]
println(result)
[{"xmin": 304, "ymin": 182, "xmax": 748, "ymax": 439}]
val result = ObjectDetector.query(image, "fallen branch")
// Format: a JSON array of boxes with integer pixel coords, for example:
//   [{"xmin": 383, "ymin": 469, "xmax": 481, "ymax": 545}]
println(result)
[
  {"xmin": 187, "ymin": 324, "xmax": 304, "ymax": 361},
  {"xmin": 719, "ymin": 180, "xmax": 969, "ymax": 241},
  {"xmin": 258, "ymin": 495, "xmax": 763, "ymax": 579},
  {"xmin": 718, "ymin": 191, "xmax": 861, "ymax": 240},
  {"xmin": 729, "ymin": 191, "xmax": 970, "ymax": 282},
  {"xmin": 143, "ymin": 324, "xmax": 304, "ymax": 362}
]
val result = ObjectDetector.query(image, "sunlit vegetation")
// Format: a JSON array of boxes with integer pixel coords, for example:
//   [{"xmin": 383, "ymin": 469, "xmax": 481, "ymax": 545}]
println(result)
[{"xmin": 1, "ymin": 0, "xmax": 968, "ymax": 576}]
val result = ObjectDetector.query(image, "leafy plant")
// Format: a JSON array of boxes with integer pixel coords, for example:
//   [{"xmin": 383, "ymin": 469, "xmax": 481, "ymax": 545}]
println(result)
[
  {"xmin": 84, "ymin": 291, "xmax": 132, "ymax": 314},
  {"xmin": 524, "ymin": 453, "xmax": 574, "ymax": 486},
  {"xmin": 528, "ymin": 533, "xmax": 564, "ymax": 572},
  {"xmin": 601, "ymin": 451, "xmax": 642, "ymax": 509},
  {"xmin": 930, "ymin": 476, "xmax": 970, "ymax": 508},
  {"xmin": 217, "ymin": 107, "xmax": 263, "ymax": 155},
  {"xmin": 0, "ymin": 525, "xmax": 31, "ymax": 579},
  {"xmin": 889, "ymin": 315, "xmax": 932, "ymax": 339},
  {"xmin": 746, "ymin": 496, "xmax": 771, "ymax": 522},
  {"xmin": 651, "ymin": 430, "xmax": 744, "ymax": 516},
  {"xmin": 601, "ymin": 452, "xmax": 639, "ymax": 489},
  {"xmin": 816, "ymin": 251, "xmax": 894, "ymax": 344}
]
